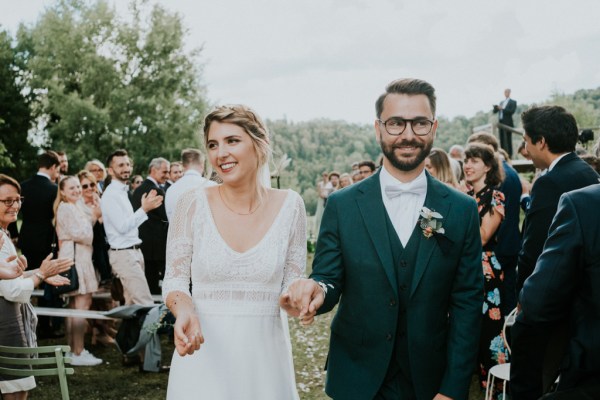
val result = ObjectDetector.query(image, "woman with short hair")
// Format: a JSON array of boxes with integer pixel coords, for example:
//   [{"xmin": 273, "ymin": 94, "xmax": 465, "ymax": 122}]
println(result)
[{"xmin": 0, "ymin": 174, "xmax": 72, "ymax": 400}]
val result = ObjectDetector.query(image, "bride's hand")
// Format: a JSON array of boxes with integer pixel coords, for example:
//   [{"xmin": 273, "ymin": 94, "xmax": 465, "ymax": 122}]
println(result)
[
  {"xmin": 174, "ymin": 311, "xmax": 204, "ymax": 356},
  {"xmin": 279, "ymin": 293, "xmax": 301, "ymax": 318}
]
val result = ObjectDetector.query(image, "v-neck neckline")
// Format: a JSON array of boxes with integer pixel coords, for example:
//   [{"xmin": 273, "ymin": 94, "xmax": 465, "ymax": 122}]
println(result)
[{"xmin": 203, "ymin": 189, "xmax": 291, "ymax": 255}]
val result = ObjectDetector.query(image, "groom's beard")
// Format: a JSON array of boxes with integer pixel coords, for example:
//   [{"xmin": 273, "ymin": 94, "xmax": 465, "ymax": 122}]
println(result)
[{"xmin": 380, "ymin": 139, "xmax": 433, "ymax": 172}]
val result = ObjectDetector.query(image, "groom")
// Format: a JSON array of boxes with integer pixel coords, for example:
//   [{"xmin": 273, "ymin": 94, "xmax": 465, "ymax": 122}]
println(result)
[{"xmin": 283, "ymin": 78, "xmax": 483, "ymax": 400}]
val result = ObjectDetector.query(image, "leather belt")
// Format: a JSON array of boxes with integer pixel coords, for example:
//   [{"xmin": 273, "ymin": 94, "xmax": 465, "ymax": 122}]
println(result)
[{"xmin": 110, "ymin": 244, "xmax": 141, "ymax": 251}]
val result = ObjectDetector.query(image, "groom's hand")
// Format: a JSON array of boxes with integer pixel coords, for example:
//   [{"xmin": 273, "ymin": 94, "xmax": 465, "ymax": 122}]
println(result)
[
  {"xmin": 285, "ymin": 278, "xmax": 324, "ymax": 326},
  {"xmin": 433, "ymin": 394, "xmax": 453, "ymax": 400}
]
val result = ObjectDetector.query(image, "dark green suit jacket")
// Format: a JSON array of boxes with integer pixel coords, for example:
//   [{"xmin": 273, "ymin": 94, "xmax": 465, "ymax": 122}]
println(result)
[{"xmin": 311, "ymin": 170, "xmax": 483, "ymax": 400}]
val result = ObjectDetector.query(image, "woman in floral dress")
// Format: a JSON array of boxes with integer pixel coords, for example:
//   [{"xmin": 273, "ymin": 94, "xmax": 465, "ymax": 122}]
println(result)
[{"xmin": 463, "ymin": 143, "xmax": 510, "ymax": 395}]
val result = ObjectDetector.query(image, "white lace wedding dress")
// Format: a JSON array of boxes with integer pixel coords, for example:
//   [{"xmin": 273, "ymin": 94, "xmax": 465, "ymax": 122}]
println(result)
[{"xmin": 162, "ymin": 188, "xmax": 306, "ymax": 400}]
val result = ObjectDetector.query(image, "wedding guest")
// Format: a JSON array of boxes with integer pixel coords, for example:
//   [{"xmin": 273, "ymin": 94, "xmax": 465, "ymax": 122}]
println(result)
[
  {"xmin": 100, "ymin": 149, "xmax": 162, "ymax": 306},
  {"xmin": 163, "ymin": 104, "xmax": 306, "ymax": 399},
  {"xmin": 338, "ymin": 173, "xmax": 353, "ymax": 188},
  {"xmin": 0, "ymin": 174, "xmax": 72, "ymax": 400},
  {"xmin": 468, "ymin": 132, "xmax": 521, "ymax": 315},
  {"xmin": 424, "ymin": 147, "xmax": 459, "ymax": 188},
  {"xmin": 54, "ymin": 176, "xmax": 102, "ymax": 366},
  {"xmin": 131, "ymin": 158, "xmax": 170, "ymax": 295},
  {"xmin": 130, "ymin": 175, "xmax": 143, "ymax": 193},
  {"xmin": 85, "ymin": 159, "xmax": 107, "ymax": 193},
  {"xmin": 512, "ymin": 184, "xmax": 600, "ymax": 400},
  {"xmin": 314, "ymin": 171, "xmax": 329, "ymax": 235},
  {"xmin": 357, "ymin": 160, "xmax": 376, "ymax": 179},
  {"xmin": 512, "ymin": 105, "xmax": 600, "ymax": 398},
  {"xmin": 463, "ymin": 143, "xmax": 508, "ymax": 396},
  {"xmin": 517, "ymin": 140, "xmax": 531, "ymax": 160},
  {"xmin": 164, "ymin": 161, "xmax": 183, "ymax": 191},
  {"xmin": 493, "ymin": 88, "xmax": 517, "ymax": 158},
  {"xmin": 328, "ymin": 171, "xmax": 340, "ymax": 191},
  {"xmin": 77, "ymin": 171, "xmax": 115, "ymax": 346},
  {"xmin": 19, "ymin": 150, "xmax": 62, "ymax": 339},
  {"xmin": 56, "ymin": 151, "xmax": 69, "ymax": 181},
  {"xmin": 449, "ymin": 144, "xmax": 465, "ymax": 160},
  {"xmin": 77, "ymin": 171, "xmax": 111, "ymax": 285},
  {"xmin": 164, "ymin": 149, "xmax": 216, "ymax": 222}
]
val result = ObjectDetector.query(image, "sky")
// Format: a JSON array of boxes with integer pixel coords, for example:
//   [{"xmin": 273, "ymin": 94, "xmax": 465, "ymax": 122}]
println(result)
[{"xmin": 2, "ymin": 0, "xmax": 600, "ymax": 124}]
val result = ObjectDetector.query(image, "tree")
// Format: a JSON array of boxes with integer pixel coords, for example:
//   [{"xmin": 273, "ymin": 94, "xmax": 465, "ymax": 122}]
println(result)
[
  {"xmin": 0, "ymin": 28, "xmax": 36, "ymax": 180},
  {"xmin": 15, "ymin": 0, "xmax": 208, "ymax": 173}
]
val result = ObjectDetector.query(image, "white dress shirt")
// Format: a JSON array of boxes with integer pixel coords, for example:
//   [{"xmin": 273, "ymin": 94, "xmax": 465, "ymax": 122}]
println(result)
[
  {"xmin": 379, "ymin": 166, "xmax": 427, "ymax": 247},
  {"xmin": 499, "ymin": 97, "xmax": 511, "ymax": 119},
  {"xmin": 547, "ymin": 152, "xmax": 570, "ymax": 172},
  {"xmin": 100, "ymin": 179, "xmax": 148, "ymax": 249},
  {"xmin": 36, "ymin": 171, "xmax": 52, "ymax": 181},
  {"xmin": 165, "ymin": 170, "xmax": 216, "ymax": 221}
]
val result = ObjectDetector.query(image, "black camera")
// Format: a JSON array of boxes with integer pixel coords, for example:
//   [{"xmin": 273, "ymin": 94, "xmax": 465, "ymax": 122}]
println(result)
[{"xmin": 579, "ymin": 129, "xmax": 594, "ymax": 144}]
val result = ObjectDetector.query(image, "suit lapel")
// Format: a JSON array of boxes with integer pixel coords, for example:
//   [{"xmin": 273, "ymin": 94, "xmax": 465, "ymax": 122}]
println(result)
[
  {"xmin": 410, "ymin": 174, "xmax": 451, "ymax": 298},
  {"xmin": 356, "ymin": 172, "xmax": 398, "ymax": 298}
]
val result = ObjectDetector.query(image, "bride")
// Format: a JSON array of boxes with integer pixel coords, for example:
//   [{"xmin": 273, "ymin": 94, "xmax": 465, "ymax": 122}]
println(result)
[{"xmin": 162, "ymin": 105, "xmax": 306, "ymax": 399}]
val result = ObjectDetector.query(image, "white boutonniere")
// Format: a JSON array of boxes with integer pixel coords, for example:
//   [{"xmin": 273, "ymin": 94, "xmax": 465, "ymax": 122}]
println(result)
[
  {"xmin": 418, "ymin": 207, "xmax": 453, "ymax": 255},
  {"xmin": 418, "ymin": 207, "xmax": 445, "ymax": 238}
]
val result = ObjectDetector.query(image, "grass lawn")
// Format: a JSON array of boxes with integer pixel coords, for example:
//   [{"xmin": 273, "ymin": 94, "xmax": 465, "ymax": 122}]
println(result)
[{"xmin": 31, "ymin": 254, "xmax": 485, "ymax": 399}]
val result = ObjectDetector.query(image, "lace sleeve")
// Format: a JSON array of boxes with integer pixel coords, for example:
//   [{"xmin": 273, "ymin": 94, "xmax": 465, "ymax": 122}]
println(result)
[
  {"xmin": 57, "ymin": 203, "xmax": 93, "ymax": 245},
  {"xmin": 281, "ymin": 192, "xmax": 307, "ymax": 294},
  {"xmin": 162, "ymin": 189, "xmax": 198, "ymax": 302}
]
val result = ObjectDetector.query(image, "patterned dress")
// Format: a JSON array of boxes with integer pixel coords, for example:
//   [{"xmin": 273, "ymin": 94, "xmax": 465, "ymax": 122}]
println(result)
[{"xmin": 469, "ymin": 185, "xmax": 510, "ymax": 395}]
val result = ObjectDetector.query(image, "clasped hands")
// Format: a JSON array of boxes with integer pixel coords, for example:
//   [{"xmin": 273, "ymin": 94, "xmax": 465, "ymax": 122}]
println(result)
[{"xmin": 279, "ymin": 278, "xmax": 325, "ymax": 325}]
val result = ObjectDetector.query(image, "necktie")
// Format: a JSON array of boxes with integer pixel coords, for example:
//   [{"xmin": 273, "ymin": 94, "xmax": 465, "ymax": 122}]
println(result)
[{"xmin": 384, "ymin": 180, "xmax": 427, "ymax": 199}]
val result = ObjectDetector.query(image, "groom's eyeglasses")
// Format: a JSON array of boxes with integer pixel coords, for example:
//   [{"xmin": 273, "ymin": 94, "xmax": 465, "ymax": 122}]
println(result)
[{"xmin": 378, "ymin": 117, "xmax": 434, "ymax": 136}]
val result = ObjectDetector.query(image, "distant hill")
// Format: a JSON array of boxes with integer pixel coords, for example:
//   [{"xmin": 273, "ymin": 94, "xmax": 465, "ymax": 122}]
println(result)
[{"xmin": 269, "ymin": 87, "xmax": 600, "ymax": 215}]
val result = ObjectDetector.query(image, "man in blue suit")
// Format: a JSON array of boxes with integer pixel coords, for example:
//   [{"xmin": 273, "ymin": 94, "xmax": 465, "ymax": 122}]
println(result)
[
  {"xmin": 512, "ymin": 184, "xmax": 600, "ymax": 400},
  {"xmin": 512, "ymin": 105, "xmax": 600, "ymax": 399},
  {"xmin": 283, "ymin": 78, "xmax": 483, "ymax": 400}
]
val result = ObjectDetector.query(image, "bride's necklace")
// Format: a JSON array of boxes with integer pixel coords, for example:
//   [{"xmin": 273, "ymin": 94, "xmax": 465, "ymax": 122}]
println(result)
[{"xmin": 218, "ymin": 186, "xmax": 262, "ymax": 216}]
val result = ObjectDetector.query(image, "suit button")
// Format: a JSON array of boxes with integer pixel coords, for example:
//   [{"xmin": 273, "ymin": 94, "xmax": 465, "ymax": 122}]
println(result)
[
  {"xmin": 399, "ymin": 284, "xmax": 407, "ymax": 291},
  {"xmin": 389, "ymin": 299, "xmax": 396, "ymax": 307},
  {"xmin": 400, "ymin": 260, "xmax": 407, "ymax": 268},
  {"xmin": 386, "ymin": 333, "xmax": 392, "ymax": 341}
]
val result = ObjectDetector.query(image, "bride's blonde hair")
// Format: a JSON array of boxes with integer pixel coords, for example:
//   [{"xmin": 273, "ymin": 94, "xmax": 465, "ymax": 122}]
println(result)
[{"xmin": 203, "ymin": 105, "xmax": 272, "ymax": 198}]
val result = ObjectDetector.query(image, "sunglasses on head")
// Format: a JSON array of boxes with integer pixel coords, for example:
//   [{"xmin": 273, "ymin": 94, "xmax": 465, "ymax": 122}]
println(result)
[{"xmin": 81, "ymin": 183, "xmax": 96, "ymax": 190}]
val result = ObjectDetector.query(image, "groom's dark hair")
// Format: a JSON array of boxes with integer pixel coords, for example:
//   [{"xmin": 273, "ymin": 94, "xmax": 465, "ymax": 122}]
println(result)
[{"xmin": 375, "ymin": 78, "xmax": 437, "ymax": 118}]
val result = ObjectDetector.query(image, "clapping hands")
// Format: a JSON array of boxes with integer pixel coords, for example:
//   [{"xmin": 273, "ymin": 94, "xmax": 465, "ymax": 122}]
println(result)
[
  {"xmin": 0, "ymin": 255, "xmax": 26, "ymax": 279},
  {"xmin": 279, "ymin": 278, "xmax": 325, "ymax": 326},
  {"xmin": 39, "ymin": 253, "xmax": 73, "ymax": 277},
  {"xmin": 0, "ymin": 234, "xmax": 27, "ymax": 279},
  {"xmin": 141, "ymin": 189, "xmax": 163, "ymax": 212}
]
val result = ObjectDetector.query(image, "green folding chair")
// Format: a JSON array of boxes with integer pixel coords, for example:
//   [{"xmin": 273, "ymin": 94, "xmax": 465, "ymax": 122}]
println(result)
[{"xmin": 0, "ymin": 344, "xmax": 74, "ymax": 400}]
